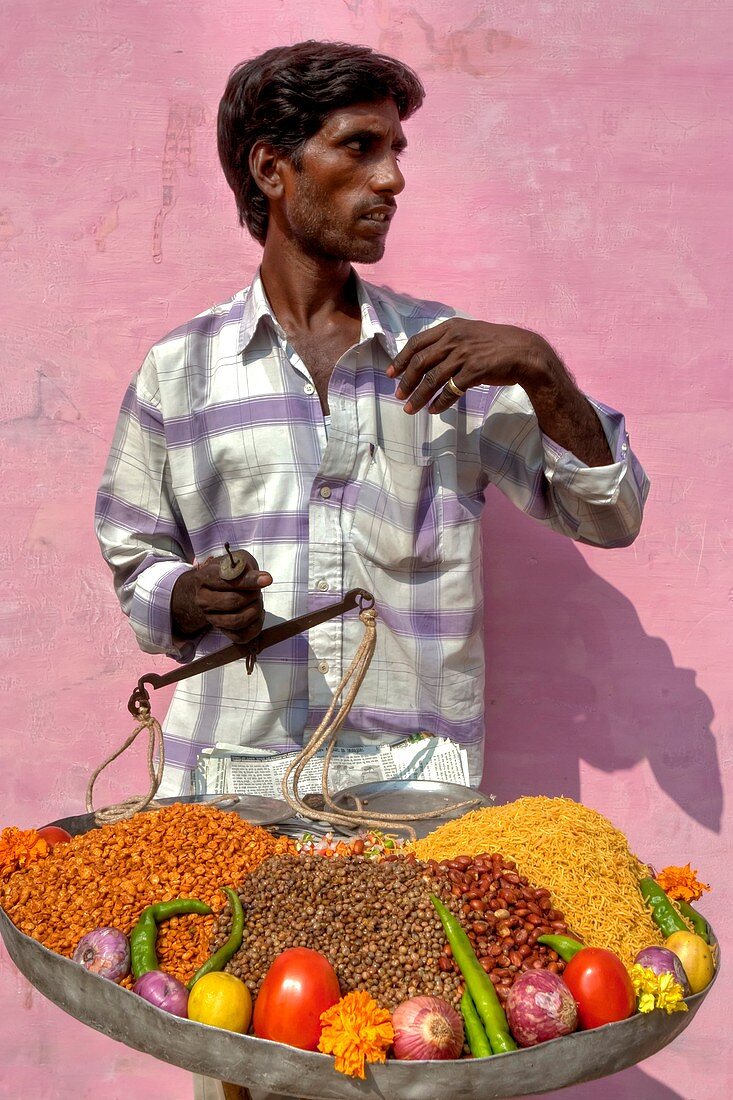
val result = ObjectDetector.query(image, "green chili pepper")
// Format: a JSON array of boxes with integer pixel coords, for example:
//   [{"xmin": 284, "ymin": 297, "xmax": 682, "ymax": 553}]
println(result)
[
  {"xmin": 130, "ymin": 897, "xmax": 212, "ymax": 980},
  {"xmin": 150, "ymin": 898, "xmax": 212, "ymax": 922},
  {"xmin": 130, "ymin": 907, "xmax": 158, "ymax": 980},
  {"xmin": 536, "ymin": 934, "xmax": 585, "ymax": 962},
  {"xmin": 460, "ymin": 989, "xmax": 493, "ymax": 1058},
  {"xmin": 188, "ymin": 887, "xmax": 245, "ymax": 989},
  {"xmin": 431, "ymin": 895, "xmax": 517, "ymax": 1054},
  {"xmin": 676, "ymin": 899, "xmax": 710, "ymax": 943},
  {"xmin": 639, "ymin": 878, "xmax": 689, "ymax": 938}
]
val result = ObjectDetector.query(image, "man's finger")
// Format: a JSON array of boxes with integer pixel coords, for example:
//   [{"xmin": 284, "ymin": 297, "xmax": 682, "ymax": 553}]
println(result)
[
  {"xmin": 200, "ymin": 569, "xmax": 272, "ymax": 592},
  {"xmin": 428, "ymin": 372, "xmax": 469, "ymax": 413},
  {"xmin": 209, "ymin": 606, "xmax": 264, "ymax": 631},
  {"xmin": 387, "ymin": 322, "xmax": 448, "ymax": 378},
  {"xmin": 198, "ymin": 588, "xmax": 263, "ymax": 613},
  {"xmin": 403, "ymin": 353, "xmax": 465, "ymax": 414},
  {"xmin": 230, "ymin": 570, "xmax": 273, "ymax": 591},
  {"xmin": 395, "ymin": 340, "xmax": 452, "ymax": 402}
]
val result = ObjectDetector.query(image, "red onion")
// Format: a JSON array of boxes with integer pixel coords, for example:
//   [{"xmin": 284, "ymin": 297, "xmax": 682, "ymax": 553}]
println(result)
[
  {"xmin": 133, "ymin": 971, "xmax": 189, "ymax": 1018},
  {"xmin": 391, "ymin": 996, "xmax": 464, "ymax": 1060},
  {"xmin": 72, "ymin": 927, "xmax": 130, "ymax": 982},
  {"xmin": 506, "ymin": 970, "xmax": 578, "ymax": 1047},
  {"xmin": 634, "ymin": 947, "xmax": 690, "ymax": 995}
]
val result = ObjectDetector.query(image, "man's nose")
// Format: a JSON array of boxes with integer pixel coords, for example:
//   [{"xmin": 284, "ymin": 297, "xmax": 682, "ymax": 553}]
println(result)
[{"xmin": 373, "ymin": 153, "xmax": 405, "ymax": 196}]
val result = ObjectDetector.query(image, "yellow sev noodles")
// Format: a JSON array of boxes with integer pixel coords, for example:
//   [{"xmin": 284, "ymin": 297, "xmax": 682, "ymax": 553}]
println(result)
[{"xmin": 412, "ymin": 796, "xmax": 665, "ymax": 968}]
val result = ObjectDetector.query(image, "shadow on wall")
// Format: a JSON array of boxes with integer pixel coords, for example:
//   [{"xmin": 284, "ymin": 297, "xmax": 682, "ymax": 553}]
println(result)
[{"xmin": 481, "ymin": 492, "xmax": 721, "ymax": 833}]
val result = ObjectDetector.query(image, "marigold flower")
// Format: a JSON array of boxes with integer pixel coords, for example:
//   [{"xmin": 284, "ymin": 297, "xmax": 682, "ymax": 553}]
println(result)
[
  {"xmin": 656, "ymin": 863, "xmax": 710, "ymax": 903},
  {"xmin": 0, "ymin": 827, "xmax": 49, "ymax": 881},
  {"xmin": 630, "ymin": 964, "xmax": 689, "ymax": 1015},
  {"xmin": 318, "ymin": 990, "xmax": 394, "ymax": 1078}
]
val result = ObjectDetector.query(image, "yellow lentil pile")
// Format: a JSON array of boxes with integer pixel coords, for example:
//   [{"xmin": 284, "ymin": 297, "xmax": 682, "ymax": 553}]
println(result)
[
  {"xmin": 1, "ymin": 803, "xmax": 291, "ymax": 986},
  {"xmin": 412, "ymin": 796, "xmax": 665, "ymax": 967}
]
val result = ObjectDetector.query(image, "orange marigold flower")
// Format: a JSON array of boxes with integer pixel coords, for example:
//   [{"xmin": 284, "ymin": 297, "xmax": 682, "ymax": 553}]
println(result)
[
  {"xmin": 318, "ymin": 990, "xmax": 394, "ymax": 1079},
  {"xmin": 0, "ymin": 827, "xmax": 49, "ymax": 881},
  {"xmin": 656, "ymin": 863, "xmax": 710, "ymax": 903}
]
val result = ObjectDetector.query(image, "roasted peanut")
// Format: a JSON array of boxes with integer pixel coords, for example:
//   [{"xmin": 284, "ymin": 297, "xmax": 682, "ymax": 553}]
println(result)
[{"xmin": 423, "ymin": 850, "xmax": 568, "ymax": 998}]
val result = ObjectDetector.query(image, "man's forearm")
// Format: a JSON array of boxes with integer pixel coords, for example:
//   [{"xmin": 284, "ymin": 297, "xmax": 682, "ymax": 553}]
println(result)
[{"xmin": 521, "ymin": 343, "xmax": 614, "ymax": 467}]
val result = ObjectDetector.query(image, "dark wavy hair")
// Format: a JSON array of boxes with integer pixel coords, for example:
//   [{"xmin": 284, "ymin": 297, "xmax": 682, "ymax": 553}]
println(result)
[{"xmin": 217, "ymin": 41, "xmax": 425, "ymax": 244}]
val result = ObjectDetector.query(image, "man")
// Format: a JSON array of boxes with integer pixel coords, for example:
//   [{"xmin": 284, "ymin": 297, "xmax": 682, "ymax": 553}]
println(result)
[{"xmin": 96, "ymin": 40, "xmax": 648, "ymax": 801}]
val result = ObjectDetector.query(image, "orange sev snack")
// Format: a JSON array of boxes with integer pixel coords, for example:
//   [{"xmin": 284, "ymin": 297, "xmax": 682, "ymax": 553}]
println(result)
[{"xmin": 0, "ymin": 803, "xmax": 292, "ymax": 986}]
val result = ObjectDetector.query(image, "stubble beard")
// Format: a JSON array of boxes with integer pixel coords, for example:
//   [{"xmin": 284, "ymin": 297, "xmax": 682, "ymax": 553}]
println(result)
[{"xmin": 287, "ymin": 174, "xmax": 386, "ymax": 265}]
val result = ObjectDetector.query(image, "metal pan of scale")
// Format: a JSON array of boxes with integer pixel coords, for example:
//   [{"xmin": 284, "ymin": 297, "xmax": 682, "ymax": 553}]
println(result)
[
  {"xmin": 43, "ymin": 793, "xmax": 295, "ymax": 837},
  {"xmin": 0, "ymin": 806, "xmax": 718, "ymax": 1099},
  {"xmin": 331, "ymin": 779, "xmax": 492, "ymax": 838}
]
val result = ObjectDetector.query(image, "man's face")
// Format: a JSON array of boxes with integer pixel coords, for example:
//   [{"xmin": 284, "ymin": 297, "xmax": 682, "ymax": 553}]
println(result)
[{"xmin": 279, "ymin": 99, "xmax": 407, "ymax": 264}]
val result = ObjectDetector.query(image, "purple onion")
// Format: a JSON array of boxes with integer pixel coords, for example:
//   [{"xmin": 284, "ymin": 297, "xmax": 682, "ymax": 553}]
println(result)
[
  {"xmin": 634, "ymin": 947, "xmax": 691, "ymax": 995},
  {"xmin": 506, "ymin": 970, "xmax": 578, "ymax": 1047},
  {"xmin": 392, "ymin": 996, "xmax": 464, "ymax": 1060},
  {"xmin": 72, "ymin": 927, "xmax": 130, "ymax": 982},
  {"xmin": 133, "ymin": 971, "xmax": 189, "ymax": 1018}
]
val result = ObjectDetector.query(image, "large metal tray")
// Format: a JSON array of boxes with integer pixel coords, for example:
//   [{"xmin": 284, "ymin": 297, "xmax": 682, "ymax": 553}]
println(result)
[{"xmin": 0, "ymin": 806, "xmax": 717, "ymax": 1098}]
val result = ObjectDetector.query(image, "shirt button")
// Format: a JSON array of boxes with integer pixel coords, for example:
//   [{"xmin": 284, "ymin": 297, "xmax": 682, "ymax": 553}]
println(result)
[
  {"xmin": 316, "ymin": 579, "xmax": 329, "ymax": 591},
  {"xmin": 319, "ymin": 486, "xmax": 332, "ymax": 499},
  {"xmin": 304, "ymin": 382, "xmax": 315, "ymax": 395},
  {"xmin": 318, "ymin": 661, "xmax": 329, "ymax": 674}
]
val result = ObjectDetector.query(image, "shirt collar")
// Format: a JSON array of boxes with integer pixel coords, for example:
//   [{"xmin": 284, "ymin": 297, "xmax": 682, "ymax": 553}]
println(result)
[
  {"xmin": 237, "ymin": 270, "xmax": 283, "ymax": 353},
  {"xmin": 237, "ymin": 267, "xmax": 399, "ymax": 359},
  {"xmin": 353, "ymin": 271, "xmax": 399, "ymax": 359}
]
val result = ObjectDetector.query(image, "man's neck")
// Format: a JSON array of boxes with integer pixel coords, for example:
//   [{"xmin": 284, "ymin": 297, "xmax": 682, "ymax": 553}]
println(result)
[{"xmin": 259, "ymin": 234, "xmax": 359, "ymax": 332}]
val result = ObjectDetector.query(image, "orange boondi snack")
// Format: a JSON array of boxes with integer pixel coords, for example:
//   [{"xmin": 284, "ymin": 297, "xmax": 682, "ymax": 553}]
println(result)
[
  {"xmin": 0, "ymin": 828, "xmax": 49, "ymax": 881},
  {"xmin": 318, "ymin": 990, "xmax": 394, "ymax": 1079},
  {"xmin": 656, "ymin": 863, "xmax": 710, "ymax": 903}
]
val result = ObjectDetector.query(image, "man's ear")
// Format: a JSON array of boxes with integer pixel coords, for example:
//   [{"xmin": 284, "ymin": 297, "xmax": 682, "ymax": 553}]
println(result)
[{"xmin": 249, "ymin": 141, "xmax": 288, "ymax": 200}]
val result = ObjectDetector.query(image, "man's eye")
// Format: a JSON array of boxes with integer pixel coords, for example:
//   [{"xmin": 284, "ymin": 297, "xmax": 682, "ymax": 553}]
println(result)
[{"xmin": 346, "ymin": 138, "xmax": 369, "ymax": 153}]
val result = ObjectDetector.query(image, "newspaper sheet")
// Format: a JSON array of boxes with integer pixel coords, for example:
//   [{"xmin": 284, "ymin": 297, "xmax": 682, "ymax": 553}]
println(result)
[{"xmin": 192, "ymin": 734, "xmax": 471, "ymax": 800}]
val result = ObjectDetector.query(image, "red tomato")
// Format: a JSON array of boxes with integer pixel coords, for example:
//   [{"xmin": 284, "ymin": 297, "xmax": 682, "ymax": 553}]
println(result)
[
  {"xmin": 37, "ymin": 825, "xmax": 72, "ymax": 847},
  {"xmin": 563, "ymin": 947, "xmax": 636, "ymax": 1029},
  {"xmin": 253, "ymin": 947, "xmax": 340, "ymax": 1050}
]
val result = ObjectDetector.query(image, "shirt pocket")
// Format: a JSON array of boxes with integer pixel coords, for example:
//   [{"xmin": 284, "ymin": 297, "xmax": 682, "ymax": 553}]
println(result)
[{"xmin": 349, "ymin": 446, "xmax": 443, "ymax": 570}]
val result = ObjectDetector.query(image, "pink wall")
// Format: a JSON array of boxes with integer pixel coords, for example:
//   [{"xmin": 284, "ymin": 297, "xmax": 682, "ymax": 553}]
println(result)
[{"xmin": 1, "ymin": 1, "xmax": 730, "ymax": 1097}]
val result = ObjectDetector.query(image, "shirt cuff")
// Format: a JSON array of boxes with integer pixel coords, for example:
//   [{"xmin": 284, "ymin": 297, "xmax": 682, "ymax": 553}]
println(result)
[
  {"xmin": 542, "ymin": 400, "xmax": 631, "ymax": 506},
  {"xmin": 129, "ymin": 560, "xmax": 201, "ymax": 663}
]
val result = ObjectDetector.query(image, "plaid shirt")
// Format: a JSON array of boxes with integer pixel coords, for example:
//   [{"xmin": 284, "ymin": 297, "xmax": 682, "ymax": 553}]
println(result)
[{"xmin": 96, "ymin": 271, "xmax": 648, "ymax": 795}]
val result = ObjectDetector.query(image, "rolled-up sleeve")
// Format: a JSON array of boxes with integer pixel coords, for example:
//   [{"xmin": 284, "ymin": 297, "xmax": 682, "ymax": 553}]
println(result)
[
  {"xmin": 481, "ymin": 386, "xmax": 649, "ymax": 548},
  {"xmin": 94, "ymin": 351, "xmax": 199, "ymax": 661}
]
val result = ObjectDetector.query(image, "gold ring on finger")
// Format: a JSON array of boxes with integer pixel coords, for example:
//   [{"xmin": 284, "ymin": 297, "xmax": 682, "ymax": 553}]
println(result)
[{"xmin": 445, "ymin": 375, "xmax": 466, "ymax": 398}]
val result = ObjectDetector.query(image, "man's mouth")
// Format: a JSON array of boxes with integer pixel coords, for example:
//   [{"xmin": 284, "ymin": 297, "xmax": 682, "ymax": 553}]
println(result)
[{"xmin": 359, "ymin": 205, "xmax": 396, "ymax": 225}]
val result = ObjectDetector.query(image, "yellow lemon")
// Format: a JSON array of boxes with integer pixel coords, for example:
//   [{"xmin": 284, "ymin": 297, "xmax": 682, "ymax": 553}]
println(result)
[
  {"xmin": 188, "ymin": 972, "xmax": 253, "ymax": 1033},
  {"xmin": 665, "ymin": 931, "xmax": 715, "ymax": 994}
]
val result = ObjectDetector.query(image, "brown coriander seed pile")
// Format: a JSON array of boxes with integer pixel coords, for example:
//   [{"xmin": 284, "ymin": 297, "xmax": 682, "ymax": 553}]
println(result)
[{"xmin": 216, "ymin": 852, "xmax": 462, "ymax": 1010}]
